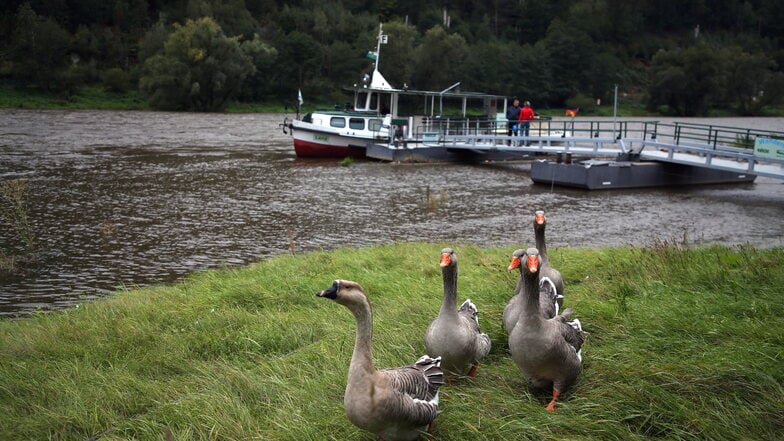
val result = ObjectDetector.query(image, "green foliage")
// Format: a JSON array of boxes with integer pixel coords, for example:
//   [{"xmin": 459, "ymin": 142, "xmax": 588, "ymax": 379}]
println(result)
[
  {"xmin": 647, "ymin": 45, "xmax": 722, "ymax": 116},
  {"xmin": 139, "ymin": 17, "xmax": 254, "ymax": 111},
  {"xmin": 103, "ymin": 67, "xmax": 130, "ymax": 93},
  {"xmin": 236, "ymin": 34, "xmax": 279, "ymax": 101},
  {"xmin": 565, "ymin": 93, "xmax": 597, "ymax": 114},
  {"xmin": 719, "ymin": 46, "xmax": 784, "ymax": 116},
  {"xmin": 413, "ymin": 25, "xmax": 468, "ymax": 91},
  {"xmin": 0, "ymin": 0, "xmax": 783, "ymax": 112},
  {"xmin": 0, "ymin": 243, "xmax": 782, "ymax": 440},
  {"xmin": 9, "ymin": 3, "xmax": 71, "ymax": 90},
  {"xmin": 647, "ymin": 43, "xmax": 784, "ymax": 116}
]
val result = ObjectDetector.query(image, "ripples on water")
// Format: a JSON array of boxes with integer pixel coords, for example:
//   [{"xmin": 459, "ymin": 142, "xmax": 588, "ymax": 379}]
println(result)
[{"xmin": 1, "ymin": 109, "xmax": 783, "ymax": 316}]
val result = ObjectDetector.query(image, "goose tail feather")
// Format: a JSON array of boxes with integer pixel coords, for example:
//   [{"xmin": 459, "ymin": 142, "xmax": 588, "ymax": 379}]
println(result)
[
  {"xmin": 415, "ymin": 355, "xmax": 445, "ymax": 390},
  {"xmin": 458, "ymin": 299, "xmax": 480, "ymax": 326}
]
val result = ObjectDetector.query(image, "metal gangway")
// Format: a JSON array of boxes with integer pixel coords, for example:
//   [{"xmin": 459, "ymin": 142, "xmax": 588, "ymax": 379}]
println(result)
[{"xmin": 406, "ymin": 118, "xmax": 784, "ymax": 180}]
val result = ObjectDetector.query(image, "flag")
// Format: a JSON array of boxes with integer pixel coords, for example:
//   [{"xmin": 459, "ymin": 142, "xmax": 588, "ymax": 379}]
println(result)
[
  {"xmin": 297, "ymin": 89, "xmax": 303, "ymax": 106},
  {"xmin": 565, "ymin": 108, "xmax": 579, "ymax": 117},
  {"xmin": 366, "ymin": 50, "xmax": 378, "ymax": 60}
]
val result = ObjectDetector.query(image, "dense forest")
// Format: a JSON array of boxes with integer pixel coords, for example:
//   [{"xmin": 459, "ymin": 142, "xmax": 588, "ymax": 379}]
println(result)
[{"xmin": 1, "ymin": 0, "xmax": 783, "ymax": 115}]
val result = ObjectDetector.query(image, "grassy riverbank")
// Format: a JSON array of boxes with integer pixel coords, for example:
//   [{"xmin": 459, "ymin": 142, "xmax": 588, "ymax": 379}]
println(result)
[{"xmin": 1, "ymin": 243, "xmax": 782, "ymax": 440}]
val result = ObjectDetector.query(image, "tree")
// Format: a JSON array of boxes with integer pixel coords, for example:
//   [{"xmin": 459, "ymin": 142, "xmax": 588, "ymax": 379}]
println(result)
[
  {"xmin": 535, "ymin": 18, "xmax": 596, "ymax": 106},
  {"xmin": 10, "ymin": 2, "xmax": 71, "ymax": 90},
  {"xmin": 412, "ymin": 25, "xmax": 468, "ymax": 92},
  {"xmin": 273, "ymin": 30, "xmax": 323, "ymax": 99},
  {"xmin": 139, "ymin": 17, "xmax": 254, "ymax": 111},
  {"xmin": 236, "ymin": 33, "xmax": 278, "ymax": 101},
  {"xmin": 647, "ymin": 45, "xmax": 721, "ymax": 116},
  {"xmin": 720, "ymin": 47, "xmax": 784, "ymax": 115}
]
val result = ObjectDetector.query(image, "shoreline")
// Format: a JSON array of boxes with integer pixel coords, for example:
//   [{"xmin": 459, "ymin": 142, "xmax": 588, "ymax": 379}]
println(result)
[
  {"xmin": 3, "ymin": 84, "xmax": 783, "ymax": 117},
  {"xmin": 1, "ymin": 242, "xmax": 781, "ymax": 439}
]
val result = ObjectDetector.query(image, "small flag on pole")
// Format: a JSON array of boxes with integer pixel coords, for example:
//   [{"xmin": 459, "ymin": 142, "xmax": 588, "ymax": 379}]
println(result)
[
  {"xmin": 297, "ymin": 89, "xmax": 303, "ymax": 106},
  {"xmin": 565, "ymin": 108, "xmax": 579, "ymax": 117},
  {"xmin": 366, "ymin": 50, "xmax": 378, "ymax": 60}
]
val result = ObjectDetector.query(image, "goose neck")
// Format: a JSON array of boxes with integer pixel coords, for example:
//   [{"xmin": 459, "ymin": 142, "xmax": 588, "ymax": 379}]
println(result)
[
  {"xmin": 347, "ymin": 301, "xmax": 376, "ymax": 377},
  {"xmin": 521, "ymin": 272, "xmax": 543, "ymax": 319},
  {"xmin": 440, "ymin": 265, "xmax": 459, "ymax": 314},
  {"xmin": 535, "ymin": 227, "xmax": 548, "ymax": 259}
]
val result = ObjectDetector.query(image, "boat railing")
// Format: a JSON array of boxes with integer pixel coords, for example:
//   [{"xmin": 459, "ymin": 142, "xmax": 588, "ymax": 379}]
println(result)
[{"xmin": 408, "ymin": 118, "xmax": 661, "ymax": 143}]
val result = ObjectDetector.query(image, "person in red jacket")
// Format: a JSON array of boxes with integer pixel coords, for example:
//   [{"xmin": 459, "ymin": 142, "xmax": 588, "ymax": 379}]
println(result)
[{"xmin": 518, "ymin": 101, "xmax": 535, "ymax": 145}]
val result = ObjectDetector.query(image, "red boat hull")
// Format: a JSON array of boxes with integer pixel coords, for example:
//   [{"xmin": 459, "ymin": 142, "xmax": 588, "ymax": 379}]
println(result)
[{"xmin": 293, "ymin": 138, "xmax": 367, "ymax": 159}]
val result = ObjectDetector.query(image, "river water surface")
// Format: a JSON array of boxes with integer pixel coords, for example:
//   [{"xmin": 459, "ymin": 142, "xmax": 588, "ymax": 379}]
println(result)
[{"xmin": 1, "ymin": 109, "xmax": 783, "ymax": 316}]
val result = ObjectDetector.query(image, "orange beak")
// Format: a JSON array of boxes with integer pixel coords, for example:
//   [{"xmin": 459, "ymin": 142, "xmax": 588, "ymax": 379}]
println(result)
[
  {"xmin": 535, "ymin": 212, "xmax": 545, "ymax": 225},
  {"xmin": 440, "ymin": 253, "xmax": 451, "ymax": 268},
  {"xmin": 507, "ymin": 256, "xmax": 521, "ymax": 271},
  {"xmin": 526, "ymin": 255, "xmax": 539, "ymax": 272}
]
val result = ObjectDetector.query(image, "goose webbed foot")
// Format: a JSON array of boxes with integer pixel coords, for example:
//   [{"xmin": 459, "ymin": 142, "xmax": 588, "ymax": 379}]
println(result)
[
  {"xmin": 546, "ymin": 389, "xmax": 561, "ymax": 411},
  {"xmin": 467, "ymin": 361, "xmax": 479, "ymax": 377}
]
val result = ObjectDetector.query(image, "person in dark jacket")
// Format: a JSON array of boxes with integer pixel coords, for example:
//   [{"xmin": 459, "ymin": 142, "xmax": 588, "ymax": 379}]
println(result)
[{"xmin": 506, "ymin": 97, "xmax": 521, "ymax": 144}]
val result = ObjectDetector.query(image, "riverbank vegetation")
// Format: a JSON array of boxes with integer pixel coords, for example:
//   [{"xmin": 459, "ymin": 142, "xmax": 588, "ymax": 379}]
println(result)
[
  {"xmin": 1, "ymin": 242, "xmax": 781, "ymax": 440},
  {"xmin": 0, "ymin": 179, "xmax": 37, "ymax": 274},
  {"xmin": 1, "ymin": 1, "xmax": 783, "ymax": 115}
]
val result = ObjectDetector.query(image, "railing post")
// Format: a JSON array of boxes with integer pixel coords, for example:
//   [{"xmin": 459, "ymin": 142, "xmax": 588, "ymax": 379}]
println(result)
[{"xmin": 675, "ymin": 123, "xmax": 681, "ymax": 145}]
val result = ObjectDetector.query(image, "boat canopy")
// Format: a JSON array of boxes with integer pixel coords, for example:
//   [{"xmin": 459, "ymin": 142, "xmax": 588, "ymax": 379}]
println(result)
[{"xmin": 341, "ymin": 23, "xmax": 508, "ymax": 118}]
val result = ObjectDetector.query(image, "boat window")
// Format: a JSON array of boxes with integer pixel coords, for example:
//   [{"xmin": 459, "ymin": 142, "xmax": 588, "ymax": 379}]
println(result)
[
  {"xmin": 356, "ymin": 92, "xmax": 369, "ymax": 111},
  {"xmin": 349, "ymin": 118, "xmax": 365, "ymax": 130},
  {"xmin": 368, "ymin": 119, "xmax": 382, "ymax": 131},
  {"xmin": 330, "ymin": 117, "xmax": 346, "ymax": 128},
  {"xmin": 303, "ymin": 113, "xmax": 312, "ymax": 123},
  {"xmin": 369, "ymin": 93, "xmax": 378, "ymax": 111}
]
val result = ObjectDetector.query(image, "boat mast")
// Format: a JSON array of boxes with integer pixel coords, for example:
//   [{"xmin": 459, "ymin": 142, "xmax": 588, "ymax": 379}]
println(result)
[{"xmin": 374, "ymin": 23, "xmax": 384, "ymax": 74}]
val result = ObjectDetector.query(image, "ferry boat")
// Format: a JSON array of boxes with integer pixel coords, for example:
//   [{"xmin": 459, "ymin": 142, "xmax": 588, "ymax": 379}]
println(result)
[{"xmin": 282, "ymin": 24, "xmax": 510, "ymax": 159}]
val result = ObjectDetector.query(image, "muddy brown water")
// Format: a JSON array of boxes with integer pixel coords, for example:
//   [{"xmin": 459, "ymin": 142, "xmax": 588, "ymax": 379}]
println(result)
[{"xmin": 1, "ymin": 109, "xmax": 783, "ymax": 316}]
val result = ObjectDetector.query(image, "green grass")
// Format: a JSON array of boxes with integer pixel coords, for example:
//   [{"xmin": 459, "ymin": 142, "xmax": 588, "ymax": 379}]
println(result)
[
  {"xmin": 0, "ymin": 84, "xmax": 150, "ymax": 111},
  {"xmin": 1, "ymin": 243, "xmax": 782, "ymax": 440}
]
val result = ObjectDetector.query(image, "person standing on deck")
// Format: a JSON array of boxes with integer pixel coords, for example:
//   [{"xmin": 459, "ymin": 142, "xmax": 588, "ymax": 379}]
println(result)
[
  {"xmin": 518, "ymin": 101, "xmax": 535, "ymax": 146},
  {"xmin": 506, "ymin": 97, "xmax": 521, "ymax": 144}
]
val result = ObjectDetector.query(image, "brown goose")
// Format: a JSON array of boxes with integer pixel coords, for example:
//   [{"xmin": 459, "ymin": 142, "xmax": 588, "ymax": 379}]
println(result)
[
  {"xmin": 317, "ymin": 280, "xmax": 444, "ymax": 441},
  {"xmin": 534, "ymin": 210, "xmax": 564, "ymax": 307},
  {"xmin": 504, "ymin": 248, "xmax": 560, "ymax": 333},
  {"xmin": 508, "ymin": 248, "xmax": 584, "ymax": 411},
  {"xmin": 425, "ymin": 248, "xmax": 492, "ymax": 377}
]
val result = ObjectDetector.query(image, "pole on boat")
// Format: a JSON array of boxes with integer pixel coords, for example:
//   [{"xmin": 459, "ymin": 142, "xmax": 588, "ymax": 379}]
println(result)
[
  {"xmin": 373, "ymin": 24, "xmax": 385, "ymax": 74},
  {"xmin": 612, "ymin": 83, "xmax": 619, "ymax": 139},
  {"xmin": 439, "ymin": 82, "xmax": 461, "ymax": 116}
]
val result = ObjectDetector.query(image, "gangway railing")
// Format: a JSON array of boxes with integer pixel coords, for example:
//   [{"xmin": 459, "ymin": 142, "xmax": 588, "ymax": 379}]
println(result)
[{"xmin": 392, "ymin": 118, "xmax": 784, "ymax": 180}]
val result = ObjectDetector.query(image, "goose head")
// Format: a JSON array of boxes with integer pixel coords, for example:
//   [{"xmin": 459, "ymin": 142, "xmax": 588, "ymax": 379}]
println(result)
[
  {"xmin": 508, "ymin": 248, "xmax": 541, "ymax": 275},
  {"xmin": 317, "ymin": 279, "xmax": 368, "ymax": 307},
  {"xmin": 534, "ymin": 210, "xmax": 546, "ymax": 231},
  {"xmin": 440, "ymin": 247, "xmax": 457, "ymax": 268}
]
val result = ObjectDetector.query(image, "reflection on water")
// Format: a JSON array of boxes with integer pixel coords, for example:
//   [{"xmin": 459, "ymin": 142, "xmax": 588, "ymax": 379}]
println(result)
[{"xmin": 1, "ymin": 109, "xmax": 783, "ymax": 316}]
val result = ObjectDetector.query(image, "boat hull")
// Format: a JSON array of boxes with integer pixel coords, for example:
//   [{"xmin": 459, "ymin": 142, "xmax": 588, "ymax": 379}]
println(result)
[
  {"xmin": 290, "ymin": 121, "xmax": 378, "ymax": 159},
  {"xmin": 530, "ymin": 159, "xmax": 756, "ymax": 189}
]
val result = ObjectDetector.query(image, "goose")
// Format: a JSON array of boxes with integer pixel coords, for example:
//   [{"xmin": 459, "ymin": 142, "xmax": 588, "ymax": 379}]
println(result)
[
  {"xmin": 503, "ymin": 249, "xmax": 560, "ymax": 333},
  {"xmin": 425, "ymin": 248, "xmax": 492, "ymax": 378},
  {"xmin": 508, "ymin": 248, "xmax": 584, "ymax": 411},
  {"xmin": 317, "ymin": 280, "xmax": 444, "ymax": 441},
  {"xmin": 534, "ymin": 210, "xmax": 564, "ymax": 308}
]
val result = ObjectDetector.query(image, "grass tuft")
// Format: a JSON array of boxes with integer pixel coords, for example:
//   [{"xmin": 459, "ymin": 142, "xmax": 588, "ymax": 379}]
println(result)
[{"xmin": 0, "ymin": 243, "xmax": 782, "ymax": 440}]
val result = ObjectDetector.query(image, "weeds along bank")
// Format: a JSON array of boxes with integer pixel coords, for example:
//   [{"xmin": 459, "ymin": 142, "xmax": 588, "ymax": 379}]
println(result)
[{"xmin": 0, "ymin": 243, "xmax": 782, "ymax": 440}]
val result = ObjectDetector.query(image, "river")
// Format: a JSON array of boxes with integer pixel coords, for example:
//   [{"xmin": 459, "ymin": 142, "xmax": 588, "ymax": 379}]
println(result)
[{"xmin": 1, "ymin": 109, "xmax": 782, "ymax": 316}]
